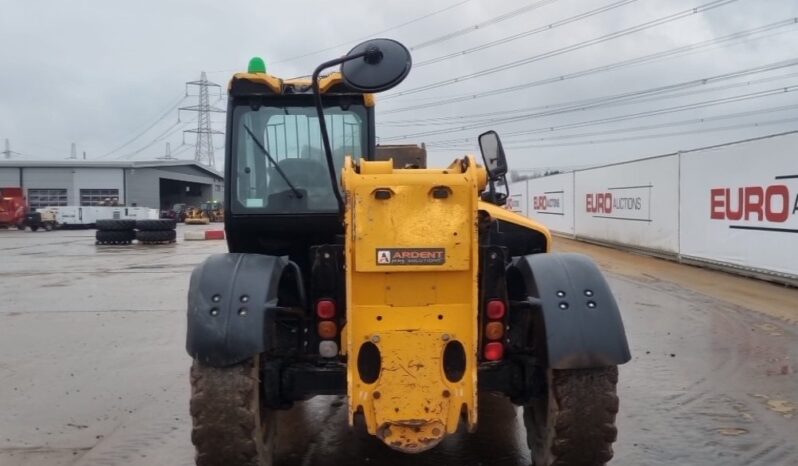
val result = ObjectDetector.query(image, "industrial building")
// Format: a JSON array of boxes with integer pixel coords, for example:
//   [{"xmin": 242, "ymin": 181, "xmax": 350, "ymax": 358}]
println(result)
[{"xmin": 0, "ymin": 160, "xmax": 223, "ymax": 210}]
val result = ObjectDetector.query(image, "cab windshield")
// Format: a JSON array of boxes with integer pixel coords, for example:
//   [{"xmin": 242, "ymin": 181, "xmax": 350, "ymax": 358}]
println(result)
[{"xmin": 231, "ymin": 101, "xmax": 367, "ymax": 213}]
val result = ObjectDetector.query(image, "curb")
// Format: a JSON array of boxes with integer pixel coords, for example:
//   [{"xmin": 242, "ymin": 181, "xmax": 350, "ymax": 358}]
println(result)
[{"xmin": 184, "ymin": 230, "xmax": 225, "ymax": 241}]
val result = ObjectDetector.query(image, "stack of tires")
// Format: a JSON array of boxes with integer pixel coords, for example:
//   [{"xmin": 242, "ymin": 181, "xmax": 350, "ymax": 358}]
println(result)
[
  {"xmin": 135, "ymin": 219, "xmax": 177, "ymax": 245},
  {"xmin": 95, "ymin": 219, "xmax": 136, "ymax": 245}
]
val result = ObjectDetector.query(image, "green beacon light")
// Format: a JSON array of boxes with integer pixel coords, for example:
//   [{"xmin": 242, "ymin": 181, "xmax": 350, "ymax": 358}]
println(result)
[{"xmin": 248, "ymin": 56, "xmax": 267, "ymax": 74}]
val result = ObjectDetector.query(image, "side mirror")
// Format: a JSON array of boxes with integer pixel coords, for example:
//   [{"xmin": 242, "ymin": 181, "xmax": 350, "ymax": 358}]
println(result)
[
  {"xmin": 340, "ymin": 38, "xmax": 412, "ymax": 93},
  {"xmin": 478, "ymin": 130, "xmax": 508, "ymax": 180},
  {"xmin": 312, "ymin": 38, "xmax": 412, "ymax": 215}
]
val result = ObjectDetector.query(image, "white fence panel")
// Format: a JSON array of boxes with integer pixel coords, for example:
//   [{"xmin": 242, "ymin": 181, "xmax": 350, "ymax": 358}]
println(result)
[
  {"xmin": 527, "ymin": 172, "xmax": 575, "ymax": 235},
  {"xmin": 680, "ymin": 133, "xmax": 798, "ymax": 278},
  {"xmin": 507, "ymin": 180, "xmax": 528, "ymax": 217},
  {"xmin": 574, "ymin": 155, "xmax": 680, "ymax": 253}
]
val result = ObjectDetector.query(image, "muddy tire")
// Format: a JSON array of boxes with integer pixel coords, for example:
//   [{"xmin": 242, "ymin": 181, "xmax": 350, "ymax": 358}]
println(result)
[
  {"xmin": 136, "ymin": 219, "xmax": 177, "ymax": 231},
  {"xmin": 95, "ymin": 229, "xmax": 135, "ymax": 245},
  {"xmin": 524, "ymin": 366, "xmax": 619, "ymax": 466},
  {"xmin": 190, "ymin": 356, "xmax": 275, "ymax": 466},
  {"xmin": 135, "ymin": 229, "xmax": 176, "ymax": 244},
  {"xmin": 96, "ymin": 219, "xmax": 136, "ymax": 231}
]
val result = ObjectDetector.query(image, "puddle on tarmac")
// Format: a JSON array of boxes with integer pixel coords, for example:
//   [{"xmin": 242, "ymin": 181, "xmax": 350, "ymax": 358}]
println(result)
[
  {"xmin": 749, "ymin": 393, "xmax": 796, "ymax": 418},
  {"xmin": 716, "ymin": 427, "xmax": 749, "ymax": 436}
]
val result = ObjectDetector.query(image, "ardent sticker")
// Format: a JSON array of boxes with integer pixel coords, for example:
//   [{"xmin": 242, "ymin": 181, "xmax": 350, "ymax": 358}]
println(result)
[{"xmin": 376, "ymin": 248, "xmax": 446, "ymax": 265}]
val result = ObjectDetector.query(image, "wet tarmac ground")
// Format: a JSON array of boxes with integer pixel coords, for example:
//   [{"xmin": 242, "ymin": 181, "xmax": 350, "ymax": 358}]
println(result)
[{"xmin": 0, "ymin": 226, "xmax": 796, "ymax": 466}]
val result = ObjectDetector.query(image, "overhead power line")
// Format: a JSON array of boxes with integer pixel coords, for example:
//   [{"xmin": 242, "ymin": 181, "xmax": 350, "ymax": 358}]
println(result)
[
  {"xmin": 380, "ymin": 18, "xmax": 798, "ymax": 114},
  {"xmin": 276, "ymin": 0, "xmax": 474, "ymax": 64},
  {"xmin": 385, "ymin": 0, "xmax": 740, "ymax": 99},
  {"xmin": 206, "ymin": 0, "xmax": 475, "ymax": 72},
  {"xmin": 379, "ymin": 60, "xmax": 798, "ymax": 140},
  {"xmin": 501, "ymin": 85, "xmax": 798, "ymax": 138},
  {"xmin": 400, "ymin": 84, "xmax": 798, "ymax": 144},
  {"xmin": 410, "ymin": 0, "xmax": 563, "ymax": 50},
  {"xmin": 426, "ymin": 103, "xmax": 798, "ymax": 148},
  {"xmin": 415, "ymin": 0, "xmax": 638, "ymax": 67},
  {"xmin": 97, "ymin": 95, "xmax": 187, "ymax": 158},
  {"xmin": 117, "ymin": 120, "xmax": 186, "ymax": 159},
  {"xmin": 170, "ymin": 143, "xmax": 194, "ymax": 158},
  {"xmin": 499, "ymin": 116, "xmax": 798, "ymax": 149},
  {"xmin": 381, "ymin": 59, "xmax": 798, "ymax": 127}
]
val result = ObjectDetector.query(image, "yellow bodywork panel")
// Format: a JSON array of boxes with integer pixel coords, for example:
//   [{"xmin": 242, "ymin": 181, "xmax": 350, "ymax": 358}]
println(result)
[
  {"xmin": 478, "ymin": 201, "xmax": 553, "ymax": 252},
  {"xmin": 343, "ymin": 156, "xmax": 486, "ymax": 453},
  {"xmin": 229, "ymin": 71, "xmax": 375, "ymax": 106}
]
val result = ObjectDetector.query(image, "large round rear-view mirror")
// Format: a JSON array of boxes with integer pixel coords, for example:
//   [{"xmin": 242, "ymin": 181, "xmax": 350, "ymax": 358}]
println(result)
[{"xmin": 341, "ymin": 38, "xmax": 412, "ymax": 93}]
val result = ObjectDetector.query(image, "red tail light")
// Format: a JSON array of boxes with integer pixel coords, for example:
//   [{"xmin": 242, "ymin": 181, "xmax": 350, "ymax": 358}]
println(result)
[
  {"xmin": 316, "ymin": 299, "xmax": 336, "ymax": 319},
  {"xmin": 484, "ymin": 342, "xmax": 504, "ymax": 361},
  {"xmin": 486, "ymin": 299, "xmax": 505, "ymax": 320}
]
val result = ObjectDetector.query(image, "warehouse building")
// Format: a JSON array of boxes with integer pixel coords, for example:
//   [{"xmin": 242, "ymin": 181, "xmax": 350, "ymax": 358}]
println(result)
[{"xmin": 0, "ymin": 160, "xmax": 223, "ymax": 210}]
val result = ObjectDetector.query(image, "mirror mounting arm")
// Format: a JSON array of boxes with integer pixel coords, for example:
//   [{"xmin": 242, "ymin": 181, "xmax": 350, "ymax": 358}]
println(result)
[
  {"xmin": 311, "ymin": 52, "xmax": 369, "ymax": 216},
  {"xmin": 481, "ymin": 177, "xmax": 509, "ymax": 206}
]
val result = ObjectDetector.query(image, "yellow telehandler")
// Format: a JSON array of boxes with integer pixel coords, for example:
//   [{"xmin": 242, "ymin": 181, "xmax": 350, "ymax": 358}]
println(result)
[{"xmin": 186, "ymin": 39, "xmax": 630, "ymax": 466}]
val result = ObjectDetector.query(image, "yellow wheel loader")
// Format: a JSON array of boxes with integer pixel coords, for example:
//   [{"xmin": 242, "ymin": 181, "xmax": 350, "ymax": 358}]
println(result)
[
  {"xmin": 184, "ymin": 206, "xmax": 211, "ymax": 225},
  {"xmin": 186, "ymin": 39, "xmax": 631, "ymax": 466}
]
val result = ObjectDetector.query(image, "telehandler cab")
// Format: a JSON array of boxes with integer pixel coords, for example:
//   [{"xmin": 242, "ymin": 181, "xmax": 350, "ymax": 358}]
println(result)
[{"xmin": 186, "ymin": 38, "xmax": 631, "ymax": 466}]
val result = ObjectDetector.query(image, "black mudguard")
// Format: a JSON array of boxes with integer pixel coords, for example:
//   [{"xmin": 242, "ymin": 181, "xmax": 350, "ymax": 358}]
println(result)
[
  {"xmin": 512, "ymin": 253, "xmax": 631, "ymax": 369},
  {"xmin": 186, "ymin": 253, "xmax": 287, "ymax": 367}
]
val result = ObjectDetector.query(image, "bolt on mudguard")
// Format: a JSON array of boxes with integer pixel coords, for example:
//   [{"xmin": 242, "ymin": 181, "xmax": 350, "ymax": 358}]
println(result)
[
  {"xmin": 186, "ymin": 253, "xmax": 287, "ymax": 367},
  {"xmin": 342, "ymin": 157, "xmax": 486, "ymax": 453},
  {"xmin": 511, "ymin": 252, "xmax": 632, "ymax": 369}
]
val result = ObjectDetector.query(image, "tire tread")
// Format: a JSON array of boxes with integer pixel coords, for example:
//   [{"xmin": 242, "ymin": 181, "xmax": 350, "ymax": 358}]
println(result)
[
  {"xmin": 526, "ymin": 366, "xmax": 619, "ymax": 466},
  {"xmin": 96, "ymin": 219, "xmax": 136, "ymax": 231},
  {"xmin": 190, "ymin": 358, "xmax": 273, "ymax": 466},
  {"xmin": 135, "ymin": 229, "xmax": 176, "ymax": 244},
  {"xmin": 136, "ymin": 219, "xmax": 177, "ymax": 231}
]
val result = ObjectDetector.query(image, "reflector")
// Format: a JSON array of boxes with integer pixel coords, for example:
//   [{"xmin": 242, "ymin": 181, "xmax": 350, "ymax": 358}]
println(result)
[
  {"xmin": 319, "ymin": 340, "xmax": 338, "ymax": 358},
  {"xmin": 485, "ymin": 321, "xmax": 504, "ymax": 340},
  {"xmin": 318, "ymin": 320, "xmax": 338, "ymax": 339}
]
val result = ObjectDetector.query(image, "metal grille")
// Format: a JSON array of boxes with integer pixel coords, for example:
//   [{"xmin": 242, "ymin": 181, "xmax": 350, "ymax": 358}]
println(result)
[
  {"xmin": 80, "ymin": 189, "xmax": 120, "ymax": 206},
  {"xmin": 27, "ymin": 189, "xmax": 68, "ymax": 208}
]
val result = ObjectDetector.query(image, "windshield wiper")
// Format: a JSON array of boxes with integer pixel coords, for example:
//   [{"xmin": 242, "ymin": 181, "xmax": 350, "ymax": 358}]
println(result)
[{"xmin": 242, "ymin": 125, "xmax": 303, "ymax": 199}]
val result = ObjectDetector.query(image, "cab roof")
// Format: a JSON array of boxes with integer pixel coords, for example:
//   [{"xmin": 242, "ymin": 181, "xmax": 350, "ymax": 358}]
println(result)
[{"xmin": 228, "ymin": 71, "xmax": 375, "ymax": 106}]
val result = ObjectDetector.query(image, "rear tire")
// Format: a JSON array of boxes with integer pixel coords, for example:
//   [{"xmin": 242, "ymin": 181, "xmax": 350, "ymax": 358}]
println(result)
[
  {"xmin": 190, "ymin": 356, "xmax": 275, "ymax": 466},
  {"xmin": 30, "ymin": 225, "xmax": 39, "ymax": 232},
  {"xmin": 96, "ymin": 219, "xmax": 136, "ymax": 231},
  {"xmin": 136, "ymin": 219, "xmax": 177, "ymax": 231},
  {"xmin": 135, "ymin": 229, "xmax": 176, "ymax": 244},
  {"xmin": 95, "ymin": 229, "xmax": 135, "ymax": 245},
  {"xmin": 524, "ymin": 366, "xmax": 619, "ymax": 466}
]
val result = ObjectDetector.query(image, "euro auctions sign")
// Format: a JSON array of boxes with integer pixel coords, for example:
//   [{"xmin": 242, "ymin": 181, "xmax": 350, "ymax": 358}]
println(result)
[
  {"xmin": 584, "ymin": 185, "xmax": 652, "ymax": 222},
  {"xmin": 533, "ymin": 191, "xmax": 564, "ymax": 215},
  {"xmin": 680, "ymin": 132, "xmax": 798, "ymax": 278},
  {"xmin": 710, "ymin": 178, "xmax": 798, "ymax": 231}
]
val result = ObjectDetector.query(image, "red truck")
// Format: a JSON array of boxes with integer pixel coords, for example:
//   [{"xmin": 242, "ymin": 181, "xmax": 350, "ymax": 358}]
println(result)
[{"xmin": 0, "ymin": 187, "xmax": 27, "ymax": 229}]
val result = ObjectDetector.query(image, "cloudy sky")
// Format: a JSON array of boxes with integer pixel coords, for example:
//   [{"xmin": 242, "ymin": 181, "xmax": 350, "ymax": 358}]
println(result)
[{"xmin": 1, "ymin": 0, "xmax": 796, "ymax": 172}]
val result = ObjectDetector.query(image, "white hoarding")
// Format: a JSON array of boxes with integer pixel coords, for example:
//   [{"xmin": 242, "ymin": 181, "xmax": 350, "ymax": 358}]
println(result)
[
  {"xmin": 507, "ymin": 180, "xmax": 528, "ymax": 217},
  {"xmin": 680, "ymin": 133, "xmax": 798, "ymax": 277},
  {"xmin": 527, "ymin": 172, "xmax": 575, "ymax": 235},
  {"xmin": 574, "ymin": 155, "xmax": 680, "ymax": 253}
]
